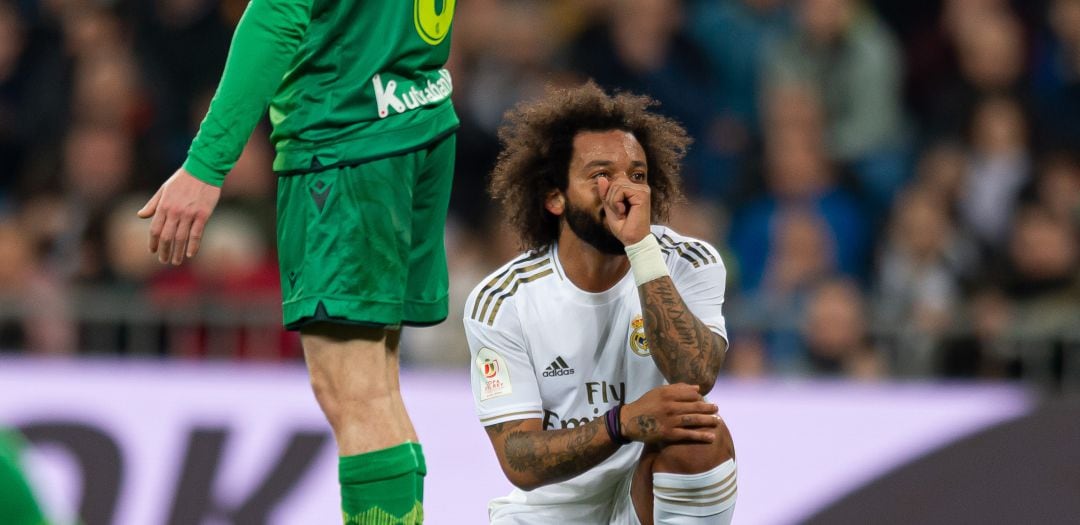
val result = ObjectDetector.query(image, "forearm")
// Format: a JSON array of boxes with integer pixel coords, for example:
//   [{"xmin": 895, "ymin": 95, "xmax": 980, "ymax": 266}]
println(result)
[
  {"xmin": 185, "ymin": 0, "xmax": 312, "ymax": 186},
  {"xmin": 639, "ymin": 276, "xmax": 725, "ymax": 393},
  {"xmin": 488, "ymin": 418, "xmax": 620, "ymax": 490}
]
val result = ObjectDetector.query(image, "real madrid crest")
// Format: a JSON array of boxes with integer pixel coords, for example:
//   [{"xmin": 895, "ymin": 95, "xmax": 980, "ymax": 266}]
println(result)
[{"xmin": 629, "ymin": 315, "xmax": 650, "ymax": 356}]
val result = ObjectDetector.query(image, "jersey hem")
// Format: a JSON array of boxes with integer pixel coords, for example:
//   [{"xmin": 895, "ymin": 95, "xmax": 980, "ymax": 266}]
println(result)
[{"xmin": 272, "ymin": 103, "xmax": 459, "ymax": 174}]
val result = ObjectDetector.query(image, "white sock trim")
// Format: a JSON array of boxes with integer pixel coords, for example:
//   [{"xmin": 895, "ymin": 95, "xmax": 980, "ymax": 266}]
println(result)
[
  {"xmin": 625, "ymin": 234, "xmax": 669, "ymax": 286},
  {"xmin": 653, "ymin": 459, "xmax": 737, "ymax": 518}
]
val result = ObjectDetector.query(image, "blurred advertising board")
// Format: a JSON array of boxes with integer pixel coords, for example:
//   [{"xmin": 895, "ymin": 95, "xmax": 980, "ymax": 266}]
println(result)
[{"xmin": 0, "ymin": 358, "xmax": 1032, "ymax": 524}]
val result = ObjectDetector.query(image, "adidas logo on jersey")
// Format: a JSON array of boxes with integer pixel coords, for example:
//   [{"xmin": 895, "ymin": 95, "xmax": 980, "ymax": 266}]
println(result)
[{"xmin": 542, "ymin": 356, "xmax": 575, "ymax": 377}]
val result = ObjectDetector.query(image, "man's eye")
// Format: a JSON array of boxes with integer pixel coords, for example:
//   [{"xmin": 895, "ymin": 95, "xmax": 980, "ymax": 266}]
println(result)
[
  {"xmin": 632, "ymin": 172, "xmax": 646, "ymax": 181},
  {"xmin": 592, "ymin": 172, "xmax": 608, "ymax": 179}
]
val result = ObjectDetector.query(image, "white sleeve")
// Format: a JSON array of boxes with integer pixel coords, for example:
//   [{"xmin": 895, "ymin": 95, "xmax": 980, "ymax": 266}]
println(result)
[
  {"xmin": 668, "ymin": 242, "xmax": 729, "ymax": 345},
  {"xmin": 464, "ymin": 303, "xmax": 544, "ymax": 427}
]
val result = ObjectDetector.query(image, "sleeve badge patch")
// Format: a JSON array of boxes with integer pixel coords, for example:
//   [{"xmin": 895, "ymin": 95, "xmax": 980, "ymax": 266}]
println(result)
[{"xmin": 477, "ymin": 347, "xmax": 512, "ymax": 401}]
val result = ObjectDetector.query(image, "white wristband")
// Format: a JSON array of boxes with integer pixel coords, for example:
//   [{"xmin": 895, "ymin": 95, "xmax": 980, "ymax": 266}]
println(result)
[{"xmin": 625, "ymin": 234, "xmax": 669, "ymax": 286}]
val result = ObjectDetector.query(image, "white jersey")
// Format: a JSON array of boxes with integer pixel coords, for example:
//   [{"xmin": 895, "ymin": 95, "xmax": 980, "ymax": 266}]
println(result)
[{"xmin": 464, "ymin": 226, "xmax": 728, "ymax": 523}]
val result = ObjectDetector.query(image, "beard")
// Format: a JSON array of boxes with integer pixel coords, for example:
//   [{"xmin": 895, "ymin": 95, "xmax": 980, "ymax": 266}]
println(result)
[{"xmin": 563, "ymin": 200, "xmax": 626, "ymax": 255}]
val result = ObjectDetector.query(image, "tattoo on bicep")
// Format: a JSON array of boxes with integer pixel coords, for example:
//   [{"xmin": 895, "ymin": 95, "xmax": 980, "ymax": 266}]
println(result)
[
  {"xmin": 486, "ymin": 419, "xmax": 527, "ymax": 438},
  {"xmin": 640, "ymin": 277, "xmax": 723, "ymax": 385}
]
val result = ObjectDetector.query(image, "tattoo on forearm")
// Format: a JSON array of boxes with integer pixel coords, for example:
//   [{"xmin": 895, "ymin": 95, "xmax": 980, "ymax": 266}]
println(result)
[
  {"xmin": 640, "ymin": 277, "xmax": 725, "ymax": 388},
  {"xmin": 486, "ymin": 418, "xmax": 616, "ymax": 485}
]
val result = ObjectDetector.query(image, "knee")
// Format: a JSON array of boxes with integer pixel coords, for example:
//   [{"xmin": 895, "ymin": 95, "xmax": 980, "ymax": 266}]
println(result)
[
  {"xmin": 308, "ymin": 369, "xmax": 393, "ymax": 430},
  {"xmin": 654, "ymin": 416, "xmax": 735, "ymax": 474}
]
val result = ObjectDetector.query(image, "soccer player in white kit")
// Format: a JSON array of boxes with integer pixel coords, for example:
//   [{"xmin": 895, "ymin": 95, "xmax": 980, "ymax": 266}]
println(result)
[{"xmin": 465, "ymin": 83, "xmax": 737, "ymax": 525}]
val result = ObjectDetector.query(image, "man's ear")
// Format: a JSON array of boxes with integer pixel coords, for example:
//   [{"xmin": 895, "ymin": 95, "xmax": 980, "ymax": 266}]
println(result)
[{"xmin": 545, "ymin": 190, "xmax": 565, "ymax": 216}]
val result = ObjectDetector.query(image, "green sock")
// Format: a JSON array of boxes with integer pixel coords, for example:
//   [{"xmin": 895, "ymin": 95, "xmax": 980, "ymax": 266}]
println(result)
[{"xmin": 340, "ymin": 442, "xmax": 426, "ymax": 524}]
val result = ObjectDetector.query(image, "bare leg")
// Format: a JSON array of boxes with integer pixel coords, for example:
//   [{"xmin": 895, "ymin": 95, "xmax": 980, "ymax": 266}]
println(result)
[
  {"xmin": 631, "ymin": 416, "xmax": 736, "ymax": 525},
  {"xmin": 384, "ymin": 328, "xmax": 418, "ymax": 443},
  {"xmin": 301, "ymin": 323, "xmax": 415, "ymax": 455}
]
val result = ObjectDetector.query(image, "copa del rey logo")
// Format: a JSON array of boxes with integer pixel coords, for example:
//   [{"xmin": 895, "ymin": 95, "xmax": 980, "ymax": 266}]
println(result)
[
  {"xmin": 482, "ymin": 359, "xmax": 498, "ymax": 379},
  {"xmin": 476, "ymin": 347, "xmax": 511, "ymax": 401},
  {"xmin": 373, "ymin": 69, "xmax": 453, "ymax": 119}
]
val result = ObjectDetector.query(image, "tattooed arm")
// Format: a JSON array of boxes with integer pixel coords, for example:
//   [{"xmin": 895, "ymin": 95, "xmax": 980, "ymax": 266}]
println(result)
[
  {"xmin": 639, "ymin": 276, "xmax": 727, "ymax": 394},
  {"xmin": 484, "ymin": 385, "xmax": 719, "ymax": 491},
  {"xmin": 595, "ymin": 171, "xmax": 727, "ymax": 395},
  {"xmin": 484, "ymin": 418, "xmax": 619, "ymax": 491}
]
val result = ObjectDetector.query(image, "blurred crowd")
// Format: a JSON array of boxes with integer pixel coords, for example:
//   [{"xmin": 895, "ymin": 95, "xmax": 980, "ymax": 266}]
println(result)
[{"xmin": 0, "ymin": 0, "xmax": 1077, "ymax": 384}]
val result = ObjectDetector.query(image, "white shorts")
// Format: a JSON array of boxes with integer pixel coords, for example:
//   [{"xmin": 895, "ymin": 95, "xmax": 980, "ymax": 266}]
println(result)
[{"xmin": 607, "ymin": 467, "xmax": 644, "ymax": 525}]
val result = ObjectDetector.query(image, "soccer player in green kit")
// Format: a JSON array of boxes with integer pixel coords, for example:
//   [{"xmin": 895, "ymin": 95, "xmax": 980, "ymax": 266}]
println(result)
[
  {"xmin": 138, "ymin": 1, "xmax": 457, "ymax": 523},
  {"xmin": 0, "ymin": 430, "xmax": 47, "ymax": 525}
]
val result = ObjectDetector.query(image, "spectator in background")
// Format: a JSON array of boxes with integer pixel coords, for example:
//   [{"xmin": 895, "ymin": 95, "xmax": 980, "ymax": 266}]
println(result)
[
  {"xmin": 957, "ymin": 96, "xmax": 1031, "ymax": 253},
  {"xmin": 940, "ymin": 286, "xmax": 1013, "ymax": 377},
  {"xmin": 752, "ymin": 209, "xmax": 838, "ymax": 370},
  {"xmin": 1003, "ymin": 206, "xmax": 1080, "ymax": 335},
  {"xmin": 929, "ymin": 6, "xmax": 1027, "ymax": 141},
  {"xmin": 59, "ymin": 124, "xmax": 135, "ymax": 282},
  {"xmin": 105, "ymin": 197, "xmax": 164, "ymax": 289},
  {"xmin": 1033, "ymin": 0, "xmax": 1080, "ymax": 149},
  {"xmin": 911, "ymin": 141, "xmax": 967, "ymax": 212},
  {"xmin": 904, "ymin": 0, "xmax": 1009, "ymax": 123},
  {"xmin": 0, "ymin": 219, "xmax": 72, "ymax": 354},
  {"xmin": 802, "ymin": 279, "xmax": 886, "ymax": 379},
  {"xmin": 566, "ymin": 0, "xmax": 719, "ymax": 194},
  {"xmin": 684, "ymin": 0, "xmax": 791, "ymax": 197},
  {"xmin": 150, "ymin": 207, "xmax": 293, "ymax": 360},
  {"xmin": 874, "ymin": 189, "xmax": 965, "ymax": 337},
  {"xmin": 729, "ymin": 83, "xmax": 869, "ymax": 295},
  {"xmin": 1031, "ymin": 152, "xmax": 1080, "ymax": 228},
  {"xmin": 763, "ymin": 0, "xmax": 908, "ymax": 213},
  {"xmin": 451, "ymin": 0, "xmax": 562, "ymax": 229},
  {"xmin": 133, "ymin": 0, "xmax": 231, "ymax": 167}
]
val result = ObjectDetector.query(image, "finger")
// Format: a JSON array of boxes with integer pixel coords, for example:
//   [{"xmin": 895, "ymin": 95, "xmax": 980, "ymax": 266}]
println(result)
[
  {"xmin": 172, "ymin": 215, "xmax": 193, "ymax": 265},
  {"xmin": 669, "ymin": 429, "xmax": 717, "ymax": 444},
  {"xmin": 673, "ymin": 401, "xmax": 719, "ymax": 415},
  {"xmin": 187, "ymin": 216, "xmax": 206, "ymax": 258},
  {"xmin": 667, "ymin": 383, "xmax": 703, "ymax": 401},
  {"xmin": 604, "ymin": 183, "xmax": 629, "ymax": 218},
  {"xmin": 138, "ymin": 188, "xmax": 162, "ymax": 219},
  {"xmin": 676, "ymin": 414, "xmax": 721, "ymax": 428},
  {"xmin": 148, "ymin": 206, "xmax": 168, "ymax": 253},
  {"xmin": 157, "ymin": 215, "xmax": 180, "ymax": 264},
  {"xmin": 596, "ymin": 175, "xmax": 611, "ymax": 199}
]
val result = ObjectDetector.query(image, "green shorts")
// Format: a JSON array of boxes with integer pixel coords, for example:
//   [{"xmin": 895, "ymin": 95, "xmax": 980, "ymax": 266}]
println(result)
[{"xmin": 276, "ymin": 134, "xmax": 455, "ymax": 330}]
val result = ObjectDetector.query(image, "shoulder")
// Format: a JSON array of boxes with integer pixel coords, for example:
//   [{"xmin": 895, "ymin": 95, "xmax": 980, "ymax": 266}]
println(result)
[
  {"xmin": 464, "ymin": 248, "xmax": 558, "ymax": 328},
  {"xmin": 651, "ymin": 226, "xmax": 724, "ymax": 271}
]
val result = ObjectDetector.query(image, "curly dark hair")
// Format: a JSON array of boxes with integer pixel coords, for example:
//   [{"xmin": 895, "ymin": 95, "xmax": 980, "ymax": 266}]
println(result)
[{"xmin": 489, "ymin": 82, "xmax": 691, "ymax": 251}]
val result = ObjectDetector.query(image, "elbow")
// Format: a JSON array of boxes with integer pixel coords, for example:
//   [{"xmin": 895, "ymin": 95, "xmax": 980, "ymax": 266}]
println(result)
[
  {"xmin": 504, "ymin": 471, "xmax": 542, "ymax": 492},
  {"xmin": 696, "ymin": 376, "xmax": 718, "ymax": 396},
  {"xmin": 697, "ymin": 355, "xmax": 725, "ymax": 395},
  {"xmin": 513, "ymin": 479, "xmax": 543, "ymax": 492},
  {"xmin": 499, "ymin": 465, "xmax": 543, "ymax": 491},
  {"xmin": 699, "ymin": 340, "xmax": 728, "ymax": 395}
]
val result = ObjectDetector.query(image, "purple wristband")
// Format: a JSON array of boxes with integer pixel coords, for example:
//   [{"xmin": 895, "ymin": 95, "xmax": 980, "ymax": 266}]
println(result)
[{"xmin": 604, "ymin": 405, "xmax": 631, "ymax": 446}]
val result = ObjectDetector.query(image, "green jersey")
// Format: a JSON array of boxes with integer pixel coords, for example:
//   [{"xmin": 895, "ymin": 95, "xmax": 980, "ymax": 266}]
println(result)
[{"xmin": 184, "ymin": 0, "xmax": 458, "ymax": 185}]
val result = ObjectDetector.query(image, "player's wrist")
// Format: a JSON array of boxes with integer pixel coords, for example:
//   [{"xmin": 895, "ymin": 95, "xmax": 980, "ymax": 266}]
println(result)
[
  {"xmin": 604, "ymin": 405, "xmax": 632, "ymax": 446},
  {"xmin": 625, "ymin": 234, "xmax": 669, "ymax": 286}
]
